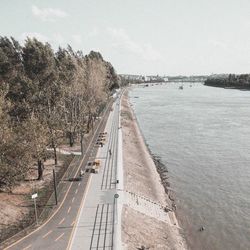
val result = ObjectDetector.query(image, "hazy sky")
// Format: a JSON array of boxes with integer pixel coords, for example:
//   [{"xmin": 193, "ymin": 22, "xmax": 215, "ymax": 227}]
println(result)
[{"xmin": 1, "ymin": 0, "xmax": 250, "ymax": 75}]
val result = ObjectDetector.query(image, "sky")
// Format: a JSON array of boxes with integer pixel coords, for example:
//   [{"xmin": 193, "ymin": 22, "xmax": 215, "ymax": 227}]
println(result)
[{"xmin": 1, "ymin": 0, "xmax": 250, "ymax": 75}]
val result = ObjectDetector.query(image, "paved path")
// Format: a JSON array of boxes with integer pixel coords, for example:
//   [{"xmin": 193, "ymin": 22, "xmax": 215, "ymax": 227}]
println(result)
[{"xmin": 47, "ymin": 148, "xmax": 82, "ymax": 156}]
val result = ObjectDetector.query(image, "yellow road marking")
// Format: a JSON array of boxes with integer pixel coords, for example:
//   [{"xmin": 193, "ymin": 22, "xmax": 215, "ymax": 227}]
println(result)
[
  {"xmin": 55, "ymin": 232, "xmax": 64, "ymax": 242},
  {"xmin": 72, "ymin": 197, "xmax": 75, "ymax": 203},
  {"xmin": 67, "ymin": 206, "xmax": 71, "ymax": 214},
  {"xmin": 75, "ymin": 189, "xmax": 78, "ymax": 194},
  {"xmin": 66, "ymin": 174, "xmax": 93, "ymax": 250},
  {"xmin": 22, "ymin": 244, "xmax": 32, "ymax": 250},
  {"xmin": 42, "ymin": 230, "xmax": 52, "ymax": 238},
  {"xmin": 58, "ymin": 218, "xmax": 65, "ymax": 225},
  {"xmin": 71, "ymin": 220, "xmax": 75, "ymax": 227},
  {"xmin": 78, "ymin": 182, "xmax": 81, "ymax": 186}
]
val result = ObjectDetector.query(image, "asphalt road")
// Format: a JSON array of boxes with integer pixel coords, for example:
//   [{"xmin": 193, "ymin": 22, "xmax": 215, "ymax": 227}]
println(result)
[{"xmin": 3, "ymin": 96, "xmax": 118, "ymax": 250}]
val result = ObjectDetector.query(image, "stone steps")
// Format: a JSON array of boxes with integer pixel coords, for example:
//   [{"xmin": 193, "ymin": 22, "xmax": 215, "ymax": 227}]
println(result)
[{"xmin": 124, "ymin": 191, "xmax": 173, "ymax": 224}]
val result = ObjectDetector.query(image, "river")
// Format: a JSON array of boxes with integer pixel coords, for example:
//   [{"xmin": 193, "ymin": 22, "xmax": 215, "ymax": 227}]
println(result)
[{"xmin": 130, "ymin": 82, "xmax": 250, "ymax": 250}]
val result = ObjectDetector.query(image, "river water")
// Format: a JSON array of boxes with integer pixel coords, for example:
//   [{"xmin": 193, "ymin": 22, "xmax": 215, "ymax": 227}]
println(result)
[{"xmin": 130, "ymin": 83, "xmax": 250, "ymax": 250}]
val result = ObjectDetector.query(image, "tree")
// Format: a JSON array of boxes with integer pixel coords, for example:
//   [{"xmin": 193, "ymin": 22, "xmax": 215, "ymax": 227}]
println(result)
[
  {"xmin": 84, "ymin": 51, "xmax": 109, "ymax": 128},
  {"xmin": 22, "ymin": 38, "xmax": 61, "ymax": 168},
  {"xmin": 56, "ymin": 47, "xmax": 80, "ymax": 147},
  {"xmin": 0, "ymin": 89, "xmax": 31, "ymax": 190},
  {"xmin": 0, "ymin": 36, "xmax": 120, "ymax": 185},
  {"xmin": 0, "ymin": 36, "xmax": 23, "ymax": 85},
  {"xmin": 105, "ymin": 62, "xmax": 119, "ymax": 91},
  {"xmin": 23, "ymin": 115, "xmax": 49, "ymax": 180}
]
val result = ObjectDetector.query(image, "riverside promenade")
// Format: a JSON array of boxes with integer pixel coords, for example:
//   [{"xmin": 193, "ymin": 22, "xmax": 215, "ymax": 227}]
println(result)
[
  {"xmin": 68, "ymin": 93, "xmax": 123, "ymax": 249},
  {"xmin": 3, "ymin": 89, "xmax": 186, "ymax": 250}
]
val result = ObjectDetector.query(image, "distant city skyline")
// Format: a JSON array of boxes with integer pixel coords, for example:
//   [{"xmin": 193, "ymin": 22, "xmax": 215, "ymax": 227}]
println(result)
[{"xmin": 1, "ymin": 0, "xmax": 250, "ymax": 75}]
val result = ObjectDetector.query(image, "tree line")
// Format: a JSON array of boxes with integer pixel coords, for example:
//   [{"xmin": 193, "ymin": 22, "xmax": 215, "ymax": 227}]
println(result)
[
  {"xmin": 205, "ymin": 74, "xmax": 250, "ymax": 89},
  {"xmin": 0, "ymin": 36, "xmax": 119, "ymax": 190}
]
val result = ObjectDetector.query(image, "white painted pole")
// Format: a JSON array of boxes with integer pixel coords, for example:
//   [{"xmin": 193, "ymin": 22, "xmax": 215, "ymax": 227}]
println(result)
[{"xmin": 34, "ymin": 198, "xmax": 38, "ymax": 226}]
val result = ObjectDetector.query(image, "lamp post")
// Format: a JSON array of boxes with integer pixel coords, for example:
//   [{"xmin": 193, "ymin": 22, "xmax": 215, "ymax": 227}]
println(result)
[
  {"xmin": 112, "ymin": 193, "xmax": 119, "ymax": 249},
  {"xmin": 31, "ymin": 193, "xmax": 38, "ymax": 225},
  {"xmin": 53, "ymin": 169, "xmax": 58, "ymax": 205}
]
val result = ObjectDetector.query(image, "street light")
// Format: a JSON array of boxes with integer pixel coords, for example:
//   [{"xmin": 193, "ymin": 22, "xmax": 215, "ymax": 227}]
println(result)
[
  {"xmin": 112, "ymin": 193, "xmax": 119, "ymax": 249},
  {"xmin": 53, "ymin": 169, "xmax": 58, "ymax": 205},
  {"xmin": 31, "ymin": 193, "xmax": 38, "ymax": 226}
]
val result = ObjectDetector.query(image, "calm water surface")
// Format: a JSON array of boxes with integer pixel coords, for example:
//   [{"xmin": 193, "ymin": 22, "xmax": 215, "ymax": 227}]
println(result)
[{"xmin": 130, "ymin": 83, "xmax": 250, "ymax": 250}]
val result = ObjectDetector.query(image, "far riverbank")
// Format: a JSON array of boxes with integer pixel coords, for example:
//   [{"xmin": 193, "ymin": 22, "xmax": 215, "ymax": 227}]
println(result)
[{"xmin": 204, "ymin": 82, "xmax": 250, "ymax": 90}]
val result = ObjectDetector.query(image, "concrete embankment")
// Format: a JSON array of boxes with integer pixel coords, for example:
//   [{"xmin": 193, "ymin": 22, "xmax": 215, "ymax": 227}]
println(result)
[{"xmin": 121, "ymin": 90, "xmax": 187, "ymax": 250}]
